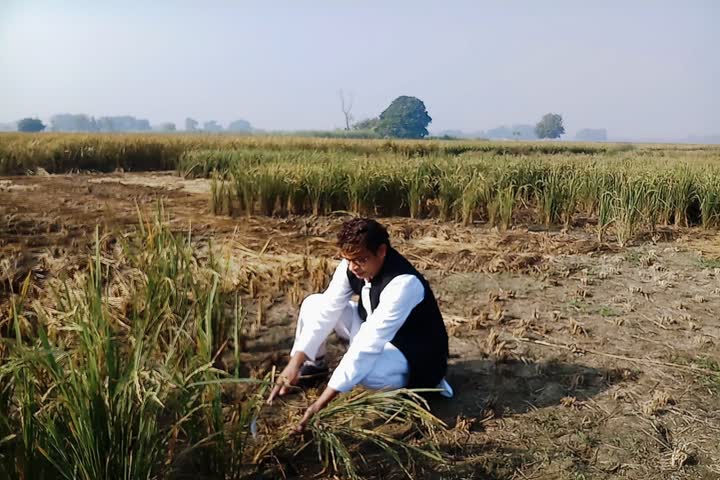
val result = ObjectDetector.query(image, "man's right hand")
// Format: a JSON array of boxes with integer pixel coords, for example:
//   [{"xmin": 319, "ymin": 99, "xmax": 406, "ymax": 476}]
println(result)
[{"xmin": 267, "ymin": 351, "xmax": 307, "ymax": 404}]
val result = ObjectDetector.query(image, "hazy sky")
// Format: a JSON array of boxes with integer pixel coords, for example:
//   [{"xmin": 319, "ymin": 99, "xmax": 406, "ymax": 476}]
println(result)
[{"xmin": 2, "ymin": 0, "xmax": 718, "ymax": 138}]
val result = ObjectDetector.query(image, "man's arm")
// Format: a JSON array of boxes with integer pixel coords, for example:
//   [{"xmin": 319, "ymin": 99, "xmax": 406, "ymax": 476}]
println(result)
[
  {"xmin": 291, "ymin": 259, "xmax": 353, "ymax": 361},
  {"xmin": 268, "ymin": 259, "xmax": 352, "ymax": 404}
]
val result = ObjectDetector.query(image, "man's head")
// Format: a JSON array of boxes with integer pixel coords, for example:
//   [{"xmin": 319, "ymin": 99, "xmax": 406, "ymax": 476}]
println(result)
[{"xmin": 336, "ymin": 218, "xmax": 390, "ymax": 281}]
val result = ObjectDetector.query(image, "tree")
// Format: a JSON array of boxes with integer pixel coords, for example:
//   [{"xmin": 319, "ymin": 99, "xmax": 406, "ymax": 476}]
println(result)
[
  {"xmin": 156, "ymin": 122, "xmax": 176, "ymax": 132},
  {"xmin": 352, "ymin": 117, "xmax": 380, "ymax": 131},
  {"xmin": 534, "ymin": 113, "xmax": 565, "ymax": 139},
  {"xmin": 484, "ymin": 124, "xmax": 537, "ymax": 140},
  {"xmin": 185, "ymin": 118, "xmax": 198, "ymax": 132},
  {"xmin": 95, "ymin": 116, "xmax": 150, "ymax": 132},
  {"xmin": 17, "ymin": 118, "xmax": 46, "ymax": 132},
  {"xmin": 376, "ymin": 96, "xmax": 432, "ymax": 139},
  {"xmin": 227, "ymin": 119, "xmax": 252, "ymax": 132},
  {"xmin": 338, "ymin": 89, "xmax": 354, "ymax": 131},
  {"xmin": 50, "ymin": 114, "xmax": 97, "ymax": 132},
  {"xmin": 203, "ymin": 120, "xmax": 223, "ymax": 133},
  {"xmin": 575, "ymin": 128, "xmax": 608, "ymax": 142}
]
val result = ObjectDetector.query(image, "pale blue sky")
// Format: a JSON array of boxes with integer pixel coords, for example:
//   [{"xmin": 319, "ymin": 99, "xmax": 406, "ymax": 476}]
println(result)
[{"xmin": 1, "ymin": 0, "xmax": 718, "ymax": 138}]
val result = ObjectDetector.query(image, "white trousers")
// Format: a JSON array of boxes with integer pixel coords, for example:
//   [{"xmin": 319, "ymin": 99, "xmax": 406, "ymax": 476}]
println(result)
[{"xmin": 291, "ymin": 293, "xmax": 410, "ymax": 390}]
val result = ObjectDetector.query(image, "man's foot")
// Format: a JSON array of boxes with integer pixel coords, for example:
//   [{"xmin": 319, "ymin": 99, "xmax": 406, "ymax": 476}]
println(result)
[
  {"xmin": 298, "ymin": 358, "xmax": 330, "ymax": 388},
  {"xmin": 437, "ymin": 378, "xmax": 454, "ymax": 398}
]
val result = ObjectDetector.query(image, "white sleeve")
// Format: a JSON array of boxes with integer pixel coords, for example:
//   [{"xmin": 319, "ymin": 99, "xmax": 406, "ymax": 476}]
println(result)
[
  {"xmin": 328, "ymin": 274, "xmax": 424, "ymax": 392},
  {"xmin": 291, "ymin": 259, "xmax": 353, "ymax": 361}
]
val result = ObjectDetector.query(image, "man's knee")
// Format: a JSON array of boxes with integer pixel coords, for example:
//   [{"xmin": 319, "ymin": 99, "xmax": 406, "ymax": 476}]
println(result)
[{"xmin": 299, "ymin": 293, "xmax": 325, "ymax": 318}]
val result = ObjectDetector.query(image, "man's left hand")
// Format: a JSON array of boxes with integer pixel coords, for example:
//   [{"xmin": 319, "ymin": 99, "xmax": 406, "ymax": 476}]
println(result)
[
  {"xmin": 295, "ymin": 402, "xmax": 320, "ymax": 433},
  {"xmin": 294, "ymin": 386, "xmax": 339, "ymax": 433}
]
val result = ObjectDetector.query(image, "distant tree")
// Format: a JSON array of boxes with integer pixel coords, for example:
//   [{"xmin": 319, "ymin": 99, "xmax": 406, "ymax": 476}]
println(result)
[
  {"xmin": 96, "ymin": 116, "xmax": 151, "ymax": 132},
  {"xmin": 575, "ymin": 128, "xmax": 608, "ymax": 142},
  {"xmin": 50, "ymin": 113, "xmax": 97, "ymax": 132},
  {"xmin": 534, "ymin": 113, "xmax": 565, "ymax": 139},
  {"xmin": 203, "ymin": 120, "xmax": 223, "ymax": 133},
  {"xmin": 435, "ymin": 129, "xmax": 466, "ymax": 138},
  {"xmin": 338, "ymin": 89, "xmax": 354, "ymax": 131},
  {"xmin": 135, "ymin": 119, "xmax": 151, "ymax": 131},
  {"xmin": 17, "ymin": 118, "xmax": 46, "ymax": 132},
  {"xmin": 376, "ymin": 96, "xmax": 432, "ymax": 139},
  {"xmin": 156, "ymin": 122, "xmax": 176, "ymax": 132},
  {"xmin": 352, "ymin": 117, "xmax": 380, "ymax": 131},
  {"xmin": 485, "ymin": 124, "xmax": 537, "ymax": 140},
  {"xmin": 227, "ymin": 119, "xmax": 252, "ymax": 132},
  {"xmin": 185, "ymin": 118, "xmax": 199, "ymax": 132}
]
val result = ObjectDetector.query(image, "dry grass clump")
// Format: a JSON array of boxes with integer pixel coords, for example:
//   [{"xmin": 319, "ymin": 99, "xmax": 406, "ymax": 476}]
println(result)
[
  {"xmin": 642, "ymin": 390, "xmax": 676, "ymax": 416},
  {"xmin": 252, "ymin": 389, "xmax": 446, "ymax": 480}
]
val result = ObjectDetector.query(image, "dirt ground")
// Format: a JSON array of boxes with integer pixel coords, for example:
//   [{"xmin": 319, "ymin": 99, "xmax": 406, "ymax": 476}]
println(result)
[{"xmin": 2, "ymin": 172, "xmax": 719, "ymax": 479}]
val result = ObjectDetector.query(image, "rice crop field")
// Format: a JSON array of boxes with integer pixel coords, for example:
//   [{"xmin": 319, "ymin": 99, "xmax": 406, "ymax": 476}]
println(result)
[
  {"xmin": 1, "ymin": 134, "xmax": 720, "ymax": 479},
  {"xmin": 0, "ymin": 132, "xmax": 644, "ymax": 175}
]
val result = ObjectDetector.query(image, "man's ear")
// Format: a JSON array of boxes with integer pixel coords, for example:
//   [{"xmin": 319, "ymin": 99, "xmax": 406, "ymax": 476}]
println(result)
[{"xmin": 378, "ymin": 243, "xmax": 387, "ymax": 259}]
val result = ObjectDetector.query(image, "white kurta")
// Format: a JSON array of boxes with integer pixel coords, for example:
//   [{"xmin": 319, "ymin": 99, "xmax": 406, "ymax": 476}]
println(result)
[{"xmin": 291, "ymin": 259, "xmax": 453, "ymax": 397}]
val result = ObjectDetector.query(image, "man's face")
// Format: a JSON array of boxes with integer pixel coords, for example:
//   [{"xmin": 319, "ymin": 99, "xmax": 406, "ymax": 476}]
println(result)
[{"xmin": 341, "ymin": 244, "xmax": 387, "ymax": 281}]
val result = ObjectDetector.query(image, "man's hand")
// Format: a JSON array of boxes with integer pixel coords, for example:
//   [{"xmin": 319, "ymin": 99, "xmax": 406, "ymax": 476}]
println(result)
[
  {"xmin": 295, "ymin": 402, "xmax": 321, "ymax": 433},
  {"xmin": 294, "ymin": 386, "xmax": 339, "ymax": 433},
  {"xmin": 267, "ymin": 352, "xmax": 307, "ymax": 404}
]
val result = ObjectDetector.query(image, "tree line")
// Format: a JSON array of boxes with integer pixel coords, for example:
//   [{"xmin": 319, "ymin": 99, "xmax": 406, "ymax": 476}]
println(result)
[
  {"xmin": 13, "ymin": 95, "xmax": 605, "ymax": 141},
  {"xmin": 14, "ymin": 115, "xmax": 253, "ymax": 134}
]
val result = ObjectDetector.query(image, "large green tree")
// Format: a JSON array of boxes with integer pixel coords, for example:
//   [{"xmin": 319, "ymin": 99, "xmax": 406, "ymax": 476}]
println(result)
[
  {"xmin": 17, "ymin": 118, "xmax": 46, "ymax": 132},
  {"xmin": 534, "ymin": 113, "xmax": 565, "ymax": 139},
  {"xmin": 376, "ymin": 96, "xmax": 432, "ymax": 139}
]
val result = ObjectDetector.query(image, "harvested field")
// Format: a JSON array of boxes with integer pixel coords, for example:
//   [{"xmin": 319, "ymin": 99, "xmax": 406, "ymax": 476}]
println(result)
[{"xmin": 2, "ymin": 171, "xmax": 719, "ymax": 479}]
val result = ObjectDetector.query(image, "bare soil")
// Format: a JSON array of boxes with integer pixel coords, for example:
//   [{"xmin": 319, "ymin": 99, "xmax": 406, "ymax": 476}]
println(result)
[{"xmin": 2, "ymin": 172, "xmax": 719, "ymax": 479}]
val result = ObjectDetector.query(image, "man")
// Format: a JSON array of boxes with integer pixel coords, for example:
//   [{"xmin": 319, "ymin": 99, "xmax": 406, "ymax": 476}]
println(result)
[{"xmin": 267, "ymin": 217, "xmax": 452, "ymax": 432}]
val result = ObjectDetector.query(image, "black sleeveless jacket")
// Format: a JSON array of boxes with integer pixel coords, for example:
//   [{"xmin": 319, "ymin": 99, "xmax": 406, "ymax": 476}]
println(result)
[{"xmin": 346, "ymin": 247, "xmax": 448, "ymax": 388}]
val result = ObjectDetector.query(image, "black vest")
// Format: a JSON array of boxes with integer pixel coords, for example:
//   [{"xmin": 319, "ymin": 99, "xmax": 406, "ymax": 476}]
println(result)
[{"xmin": 346, "ymin": 247, "xmax": 448, "ymax": 388}]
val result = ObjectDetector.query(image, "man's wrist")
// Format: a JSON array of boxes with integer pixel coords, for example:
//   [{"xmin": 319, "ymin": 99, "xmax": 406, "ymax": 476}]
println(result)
[
  {"xmin": 317, "ymin": 386, "xmax": 339, "ymax": 408},
  {"xmin": 289, "ymin": 351, "xmax": 307, "ymax": 368}
]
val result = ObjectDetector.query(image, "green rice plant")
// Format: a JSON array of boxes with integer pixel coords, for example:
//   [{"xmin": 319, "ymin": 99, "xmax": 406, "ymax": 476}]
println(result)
[
  {"xmin": 696, "ymin": 170, "xmax": 720, "ymax": 229},
  {"xmin": 303, "ymin": 164, "xmax": 345, "ymax": 216},
  {"xmin": 535, "ymin": 169, "xmax": 564, "ymax": 227},
  {"xmin": 0, "ymin": 277, "xmax": 55, "ymax": 480},
  {"xmin": 577, "ymin": 167, "xmax": 600, "ymax": 216},
  {"xmin": 281, "ymin": 167, "xmax": 306, "ymax": 215},
  {"xmin": 0, "ymin": 210, "xmax": 266, "ymax": 479},
  {"xmin": 651, "ymin": 175, "xmax": 673, "ymax": 226},
  {"xmin": 210, "ymin": 171, "xmax": 232, "ymax": 215},
  {"xmin": 597, "ymin": 191, "xmax": 615, "ymax": 243},
  {"xmin": 346, "ymin": 168, "xmax": 389, "ymax": 215},
  {"xmin": 559, "ymin": 170, "xmax": 583, "ymax": 227},
  {"xmin": 641, "ymin": 182, "xmax": 663, "ymax": 235},
  {"xmin": 488, "ymin": 185, "xmax": 516, "ymax": 230},
  {"xmin": 403, "ymin": 160, "xmax": 438, "ymax": 219},
  {"xmin": 668, "ymin": 166, "xmax": 697, "ymax": 227},
  {"xmin": 436, "ymin": 166, "xmax": 464, "ymax": 221},
  {"xmin": 613, "ymin": 179, "xmax": 645, "ymax": 246},
  {"xmin": 459, "ymin": 172, "xmax": 491, "ymax": 225}
]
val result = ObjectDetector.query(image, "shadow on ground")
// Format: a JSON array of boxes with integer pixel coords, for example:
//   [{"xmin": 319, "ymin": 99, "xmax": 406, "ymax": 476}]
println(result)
[{"xmin": 430, "ymin": 356, "xmax": 628, "ymax": 425}]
